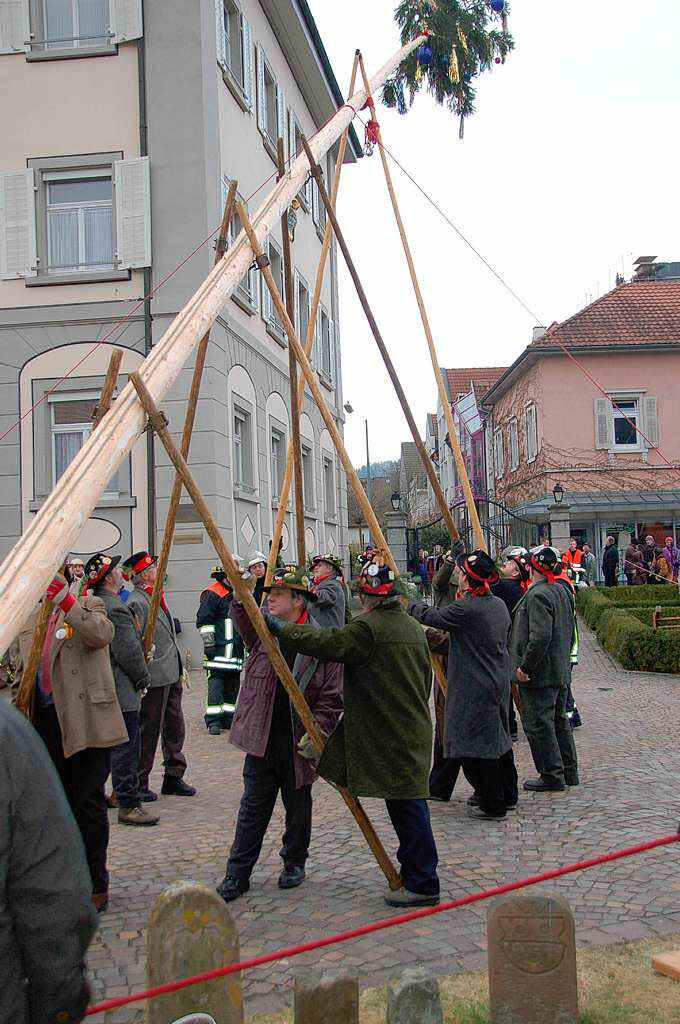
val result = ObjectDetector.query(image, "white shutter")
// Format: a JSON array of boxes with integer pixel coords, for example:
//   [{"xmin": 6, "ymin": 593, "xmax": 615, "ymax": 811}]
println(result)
[
  {"xmin": 288, "ymin": 110, "xmax": 297, "ymax": 164},
  {"xmin": 313, "ymin": 308, "xmax": 321, "ymax": 369},
  {"xmin": 0, "ymin": 0, "xmax": 29, "ymax": 53},
  {"xmin": 214, "ymin": 0, "xmax": 226, "ymax": 68},
  {"xmin": 0, "ymin": 169, "xmax": 37, "ymax": 280},
  {"xmin": 305, "ymin": 290, "xmax": 312, "ymax": 352},
  {"xmin": 328, "ymin": 319, "xmax": 336, "ymax": 384},
  {"xmin": 643, "ymin": 396, "xmax": 658, "ymax": 447},
  {"xmin": 256, "ymin": 44, "xmax": 266, "ymax": 135},
  {"xmin": 261, "ymin": 240, "xmax": 271, "ymax": 322},
  {"xmin": 293, "ymin": 268, "xmax": 300, "ymax": 335},
  {"xmin": 109, "ymin": 0, "xmax": 143, "ymax": 43},
  {"xmin": 114, "ymin": 157, "xmax": 151, "ymax": 269},
  {"xmin": 242, "ymin": 15, "xmax": 253, "ymax": 106},
  {"xmin": 311, "ymin": 180, "xmax": 319, "ymax": 227},
  {"xmin": 277, "ymin": 86, "xmax": 287, "ymax": 162},
  {"xmin": 593, "ymin": 397, "xmax": 612, "ymax": 449}
]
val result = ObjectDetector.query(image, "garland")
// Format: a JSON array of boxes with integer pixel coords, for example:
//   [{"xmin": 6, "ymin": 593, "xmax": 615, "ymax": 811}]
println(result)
[{"xmin": 382, "ymin": 0, "xmax": 514, "ymax": 134}]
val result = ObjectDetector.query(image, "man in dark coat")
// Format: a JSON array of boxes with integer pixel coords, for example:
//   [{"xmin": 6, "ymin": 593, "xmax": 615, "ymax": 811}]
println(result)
[
  {"xmin": 196, "ymin": 565, "xmax": 244, "ymax": 735},
  {"xmin": 410, "ymin": 551, "xmax": 518, "ymax": 820},
  {"xmin": 492, "ymin": 547, "xmax": 531, "ymax": 742},
  {"xmin": 0, "ymin": 700, "xmax": 97, "ymax": 1024},
  {"xmin": 308, "ymin": 553, "xmax": 348, "ymax": 627},
  {"xmin": 602, "ymin": 535, "xmax": 619, "ymax": 587},
  {"xmin": 217, "ymin": 566, "xmax": 343, "ymax": 903},
  {"xmin": 262, "ymin": 554, "xmax": 439, "ymax": 908},
  {"xmin": 90, "ymin": 553, "xmax": 158, "ymax": 827},
  {"xmin": 510, "ymin": 546, "xmax": 579, "ymax": 793}
]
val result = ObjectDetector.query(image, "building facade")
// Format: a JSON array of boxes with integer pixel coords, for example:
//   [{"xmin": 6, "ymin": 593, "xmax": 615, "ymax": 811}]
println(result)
[
  {"xmin": 481, "ymin": 276, "xmax": 680, "ymax": 575},
  {"xmin": 0, "ymin": 0, "xmax": 360, "ymax": 658}
]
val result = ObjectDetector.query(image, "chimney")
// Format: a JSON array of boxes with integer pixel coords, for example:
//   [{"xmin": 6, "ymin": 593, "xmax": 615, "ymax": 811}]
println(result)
[{"xmin": 532, "ymin": 326, "xmax": 546, "ymax": 342}]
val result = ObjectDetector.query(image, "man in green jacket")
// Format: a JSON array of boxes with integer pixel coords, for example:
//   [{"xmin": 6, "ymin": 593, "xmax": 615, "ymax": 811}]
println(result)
[
  {"xmin": 510, "ymin": 546, "xmax": 579, "ymax": 793},
  {"xmin": 263, "ymin": 554, "xmax": 439, "ymax": 908}
]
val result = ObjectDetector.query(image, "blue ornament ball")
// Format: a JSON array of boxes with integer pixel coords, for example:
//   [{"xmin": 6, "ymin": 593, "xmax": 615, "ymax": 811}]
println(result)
[
  {"xmin": 439, "ymin": 54, "xmax": 449, "ymax": 68},
  {"xmin": 490, "ymin": 0, "xmax": 505, "ymax": 12},
  {"xmin": 417, "ymin": 44, "xmax": 433, "ymax": 67}
]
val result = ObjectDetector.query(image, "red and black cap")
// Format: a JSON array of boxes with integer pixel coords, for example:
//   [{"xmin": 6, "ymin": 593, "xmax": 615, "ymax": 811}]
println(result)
[
  {"xmin": 456, "ymin": 550, "xmax": 499, "ymax": 587},
  {"xmin": 355, "ymin": 552, "xmax": 405, "ymax": 597},
  {"xmin": 84, "ymin": 552, "xmax": 121, "ymax": 586},
  {"xmin": 126, "ymin": 551, "xmax": 158, "ymax": 576}
]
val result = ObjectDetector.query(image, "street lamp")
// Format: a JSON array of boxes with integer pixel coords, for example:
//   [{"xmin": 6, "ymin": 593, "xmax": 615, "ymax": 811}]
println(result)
[
  {"xmin": 391, "ymin": 491, "xmax": 401, "ymax": 512},
  {"xmin": 552, "ymin": 482, "xmax": 564, "ymax": 505}
]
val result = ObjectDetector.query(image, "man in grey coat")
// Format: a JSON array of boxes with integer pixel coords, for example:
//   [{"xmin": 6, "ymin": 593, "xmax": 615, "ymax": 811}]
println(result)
[
  {"xmin": 126, "ymin": 551, "xmax": 196, "ymax": 800},
  {"xmin": 308, "ymin": 553, "xmax": 348, "ymax": 627},
  {"xmin": 0, "ymin": 698, "xmax": 97, "ymax": 1024},
  {"xmin": 410, "ymin": 551, "xmax": 518, "ymax": 820},
  {"xmin": 510, "ymin": 546, "xmax": 579, "ymax": 793},
  {"xmin": 89, "ymin": 552, "xmax": 159, "ymax": 827}
]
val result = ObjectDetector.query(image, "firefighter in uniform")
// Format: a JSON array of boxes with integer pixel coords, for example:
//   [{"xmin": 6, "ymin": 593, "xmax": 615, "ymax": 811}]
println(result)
[{"xmin": 196, "ymin": 566, "xmax": 244, "ymax": 735}]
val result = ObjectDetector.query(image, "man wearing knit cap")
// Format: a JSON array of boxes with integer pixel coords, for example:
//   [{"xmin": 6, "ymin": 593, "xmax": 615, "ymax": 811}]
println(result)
[{"xmin": 510, "ymin": 546, "xmax": 579, "ymax": 793}]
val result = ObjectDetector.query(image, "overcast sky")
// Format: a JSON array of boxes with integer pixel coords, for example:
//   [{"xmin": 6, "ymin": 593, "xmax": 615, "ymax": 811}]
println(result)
[{"xmin": 309, "ymin": 0, "xmax": 680, "ymax": 466}]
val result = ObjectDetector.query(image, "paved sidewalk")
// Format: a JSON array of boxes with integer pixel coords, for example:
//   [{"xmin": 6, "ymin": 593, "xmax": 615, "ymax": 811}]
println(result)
[{"xmin": 88, "ymin": 622, "xmax": 680, "ymax": 1020}]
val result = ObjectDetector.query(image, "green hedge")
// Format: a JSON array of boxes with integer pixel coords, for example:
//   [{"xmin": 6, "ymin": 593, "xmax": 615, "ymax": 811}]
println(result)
[
  {"xmin": 596, "ymin": 584, "xmax": 680, "ymax": 607},
  {"xmin": 577, "ymin": 587, "xmax": 680, "ymax": 672}
]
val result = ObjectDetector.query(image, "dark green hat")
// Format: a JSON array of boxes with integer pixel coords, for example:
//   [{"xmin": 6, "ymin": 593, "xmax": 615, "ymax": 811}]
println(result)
[{"xmin": 263, "ymin": 564, "xmax": 317, "ymax": 602}]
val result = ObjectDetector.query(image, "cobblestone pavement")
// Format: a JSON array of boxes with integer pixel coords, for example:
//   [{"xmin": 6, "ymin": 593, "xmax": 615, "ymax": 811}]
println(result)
[{"xmin": 88, "ymin": 621, "xmax": 680, "ymax": 1020}]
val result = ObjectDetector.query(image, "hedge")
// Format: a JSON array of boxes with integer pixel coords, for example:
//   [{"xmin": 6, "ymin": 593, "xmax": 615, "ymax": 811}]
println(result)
[
  {"xmin": 576, "ymin": 587, "xmax": 680, "ymax": 673},
  {"xmin": 627, "ymin": 606, "xmax": 679, "ymax": 628},
  {"xmin": 592, "ymin": 584, "xmax": 680, "ymax": 607}
]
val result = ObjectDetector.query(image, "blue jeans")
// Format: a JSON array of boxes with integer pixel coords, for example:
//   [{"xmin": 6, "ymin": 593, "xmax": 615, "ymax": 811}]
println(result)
[
  {"xmin": 385, "ymin": 799, "xmax": 439, "ymax": 896},
  {"xmin": 111, "ymin": 710, "xmax": 141, "ymax": 808}
]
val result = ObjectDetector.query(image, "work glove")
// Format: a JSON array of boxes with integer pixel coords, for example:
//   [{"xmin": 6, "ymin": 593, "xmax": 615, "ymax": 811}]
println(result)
[
  {"xmin": 297, "ymin": 733, "xmax": 318, "ymax": 760},
  {"xmin": 145, "ymin": 643, "xmax": 156, "ymax": 663},
  {"xmin": 239, "ymin": 569, "xmax": 257, "ymax": 593},
  {"xmin": 45, "ymin": 573, "xmax": 74, "ymax": 613},
  {"xmin": 182, "ymin": 667, "xmax": 190, "ymax": 690},
  {"xmin": 261, "ymin": 611, "xmax": 284, "ymax": 637}
]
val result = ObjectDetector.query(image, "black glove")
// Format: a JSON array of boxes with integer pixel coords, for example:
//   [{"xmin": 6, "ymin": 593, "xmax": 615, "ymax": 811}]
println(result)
[
  {"xmin": 450, "ymin": 539, "xmax": 466, "ymax": 558},
  {"xmin": 262, "ymin": 611, "xmax": 285, "ymax": 636}
]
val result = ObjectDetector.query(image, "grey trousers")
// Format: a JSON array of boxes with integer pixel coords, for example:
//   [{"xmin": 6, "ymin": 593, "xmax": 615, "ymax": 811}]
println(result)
[{"xmin": 522, "ymin": 684, "xmax": 579, "ymax": 789}]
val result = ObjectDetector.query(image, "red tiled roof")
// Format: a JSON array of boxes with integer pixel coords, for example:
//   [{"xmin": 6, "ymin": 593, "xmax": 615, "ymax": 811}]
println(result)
[
  {"xmin": 443, "ymin": 366, "xmax": 508, "ymax": 401},
  {"xmin": 532, "ymin": 280, "xmax": 680, "ymax": 349}
]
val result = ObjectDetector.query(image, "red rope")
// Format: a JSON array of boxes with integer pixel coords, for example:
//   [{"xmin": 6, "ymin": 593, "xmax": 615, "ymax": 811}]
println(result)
[{"xmin": 85, "ymin": 831, "xmax": 680, "ymax": 1016}]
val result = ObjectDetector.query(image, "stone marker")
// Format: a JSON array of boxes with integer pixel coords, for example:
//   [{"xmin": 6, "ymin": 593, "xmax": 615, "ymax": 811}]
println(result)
[
  {"xmin": 487, "ymin": 890, "xmax": 578, "ymax": 1024},
  {"xmin": 652, "ymin": 950, "xmax": 680, "ymax": 981},
  {"xmin": 146, "ymin": 881, "xmax": 242, "ymax": 1024},
  {"xmin": 294, "ymin": 971, "xmax": 359, "ymax": 1024},
  {"xmin": 386, "ymin": 968, "xmax": 443, "ymax": 1024}
]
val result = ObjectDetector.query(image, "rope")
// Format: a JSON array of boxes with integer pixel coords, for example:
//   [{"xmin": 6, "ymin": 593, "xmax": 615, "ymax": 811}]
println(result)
[{"xmin": 84, "ymin": 831, "xmax": 680, "ymax": 1016}]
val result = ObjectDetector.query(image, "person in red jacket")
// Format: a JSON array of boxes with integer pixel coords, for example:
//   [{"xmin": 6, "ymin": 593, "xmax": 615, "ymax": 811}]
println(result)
[{"xmin": 562, "ymin": 538, "xmax": 582, "ymax": 568}]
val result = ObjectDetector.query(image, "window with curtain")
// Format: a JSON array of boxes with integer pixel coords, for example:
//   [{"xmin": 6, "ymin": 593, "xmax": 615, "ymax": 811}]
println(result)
[
  {"xmin": 51, "ymin": 397, "xmax": 119, "ymax": 493},
  {"xmin": 271, "ymin": 428, "xmax": 284, "ymax": 500},
  {"xmin": 323, "ymin": 456, "xmax": 335, "ymax": 517},
  {"xmin": 302, "ymin": 444, "xmax": 314, "ymax": 509},
  {"xmin": 44, "ymin": 0, "xmax": 109, "ymax": 49},
  {"xmin": 320, "ymin": 308, "xmax": 331, "ymax": 376},
  {"xmin": 46, "ymin": 174, "xmax": 113, "ymax": 274}
]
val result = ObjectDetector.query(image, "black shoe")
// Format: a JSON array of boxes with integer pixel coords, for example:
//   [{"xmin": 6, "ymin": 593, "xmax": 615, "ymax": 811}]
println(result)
[
  {"xmin": 208, "ymin": 724, "xmax": 223, "ymax": 736},
  {"xmin": 161, "ymin": 776, "xmax": 196, "ymax": 796},
  {"xmin": 570, "ymin": 710, "xmax": 582, "ymax": 729},
  {"xmin": 466, "ymin": 793, "xmax": 481, "ymax": 806},
  {"xmin": 565, "ymin": 778, "xmax": 580, "ymax": 788},
  {"xmin": 523, "ymin": 777, "xmax": 566, "ymax": 793},
  {"xmin": 138, "ymin": 787, "xmax": 158, "ymax": 802},
  {"xmin": 278, "ymin": 865, "xmax": 306, "ymax": 889},
  {"xmin": 510, "ymin": 730, "xmax": 519, "ymax": 742},
  {"xmin": 427, "ymin": 794, "xmax": 450, "ymax": 802},
  {"xmin": 217, "ymin": 875, "xmax": 250, "ymax": 902},
  {"xmin": 505, "ymin": 799, "xmax": 518, "ymax": 809}
]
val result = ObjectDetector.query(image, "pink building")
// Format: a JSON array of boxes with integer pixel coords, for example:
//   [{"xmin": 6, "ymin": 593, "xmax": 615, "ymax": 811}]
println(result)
[{"xmin": 481, "ymin": 271, "xmax": 680, "ymax": 573}]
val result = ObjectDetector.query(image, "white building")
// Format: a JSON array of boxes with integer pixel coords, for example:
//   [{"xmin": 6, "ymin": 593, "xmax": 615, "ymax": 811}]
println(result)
[{"xmin": 0, "ymin": 0, "xmax": 360, "ymax": 658}]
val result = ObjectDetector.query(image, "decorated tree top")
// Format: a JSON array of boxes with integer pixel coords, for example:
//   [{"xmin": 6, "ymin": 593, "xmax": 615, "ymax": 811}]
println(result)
[{"xmin": 383, "ymin": 0, "xmax": 514, "ymax": 133}]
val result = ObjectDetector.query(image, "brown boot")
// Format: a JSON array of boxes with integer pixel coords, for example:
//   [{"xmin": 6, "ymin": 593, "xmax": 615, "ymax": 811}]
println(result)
[
  {"xmin": 118, "ymin": 804, "xmax": 159, "ymax": 826},
  {"xmin": 106, "ymin": 792, "xmax": 119, "ymax": 808},
  {"xmin": 91, "ymin": 892, "xmax": 109, "ymax": 913}
]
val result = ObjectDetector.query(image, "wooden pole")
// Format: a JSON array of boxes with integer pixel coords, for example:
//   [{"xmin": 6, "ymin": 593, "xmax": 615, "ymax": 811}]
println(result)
[
  {"xmin": 143, "ymin": 181, "xmax": 238, "ymax": 656},
  {"xmin": 0, "ymin": 36, "xmax": 426, "ymax": 661},
  {"xmin": 356, "ymin": 55, "xmax": 486, "ymax": 552},
  {"xmin": 266, "ymin": 51, "xmax": 361, "ymax": 587},
  {"xmin": 129, "ymin": 371, "xmax": 400, "ymax": 889},
  {"xmin": 277, "ymin": 138, "xmax": 306, "ymax": 568},
  {"xmin": 237, "ymin": 205, "xmax": 399, "ymax": 576},
  {"xmin": 15, "ymin": 346, "xmax": 125, "ymax": 718},
  {"xmin": 300, "ymin": 135, "xmax": 460, "ymax": 545}
]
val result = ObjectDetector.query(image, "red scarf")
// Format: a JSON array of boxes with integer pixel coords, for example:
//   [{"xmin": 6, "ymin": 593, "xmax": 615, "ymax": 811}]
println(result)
[
  {"xmin": 143, "ymin": 584, "xmax": 169, "ymax": 615},
  {"xmin": 311, "ymin": 571, "xmax": 336, "ymax": 590},
  {"xmin": 296, "ymin": 610, "xmax": 309, "ymax": 625}
]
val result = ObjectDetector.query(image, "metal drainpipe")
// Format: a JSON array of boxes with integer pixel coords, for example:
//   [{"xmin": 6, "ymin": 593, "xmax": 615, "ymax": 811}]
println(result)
[{"xmin": 137, "ymin": 18, "xmax": 156, "ymax": 551}]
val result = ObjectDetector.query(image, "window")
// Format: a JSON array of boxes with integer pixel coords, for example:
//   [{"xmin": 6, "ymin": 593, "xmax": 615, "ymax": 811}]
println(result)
[
  {"xmin": 316, "ymin": 305, "xmax": 335, "ymax": 384},
  {"xmin": 594, "ymin": 394, "xmax": 657, "ymax": 451},
  {"xmin": 262, "ymin": 237, "xmax": 284, "ymax": 339},
  {"xmin": 525, "ymin": 404, "xmax": 537, "ymax": 463},
  {"xmin": 1, "ymin": 153, "xmax": 151, "ymax": 283},
  {"xmin": 323, "ymin": 455, "xmax": 335, "ymax": 517},
  {"xmin": 508, "ymin": 418, "xmax": 519, "ymax": 471},
  {"xmin": 270, "ymin": 427, "xmax": 285, "ymax": 500},
  {"xmin": 46, "ymin": 172, "xmax": 113, "ymax": 275},
  {"xmin": 302, "ymin": 444, "xmax": 314, "ymax": 509},
  {"xmin": 294, "ymin": 271, "xmax": 310, "ymax": 347},
  {"xmin": 50, "ymin": 395, "xmax": 118, "ymax": 494},
  {"xmin": 493, "ymin": 428, "xmax": 504, "ymax": 480},
  {"xmin": 613, "ymin": 400, "xmax": 638, "ymax": 446},
  {"xmin": 311, "ymin": 172, "xmax": 327, "ymax": 237},
  {"xmin": 216, "ymin": 0, "xmax": 253, "ymax": 106},
  {"xmin": 21, "ymin": 0, "xmax": 143, "ymax": 58},
  {"xmin": 288, "ymin": 111, "xmax": 311, "ymax": 208},
  {"xmin": 256, "ymin": 45, "xmax": 286, "ymax": 158},
  {"xmin": 233, "ymin": 406, "xmax": 253, "ymax": 487},
  {"xmin": 223, "ymin": 180, "xmax": 258, "ymax": 311}
]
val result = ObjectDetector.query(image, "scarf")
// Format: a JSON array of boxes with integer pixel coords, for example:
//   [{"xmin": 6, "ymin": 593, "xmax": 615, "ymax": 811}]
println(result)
[
  {"xmin": 311, "ymin": 571, "xmax": 335, "ymax": 590},
  {"xmin": 143, "ymin": 584, "xmax": 169, "ymax": 615}
]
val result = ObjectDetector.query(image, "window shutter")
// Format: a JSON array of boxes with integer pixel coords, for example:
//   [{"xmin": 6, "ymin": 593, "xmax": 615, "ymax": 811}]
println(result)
[
  {"xmin": 256, "ymin": 44, "xmax": 266, "ymax": 135},
  {"xmin": 276, "ymin": 86, "xmax": 287, "ymax": 162},
  {"xmin": 313, "ymin": 308, "xmax": 321, "ymax": 369},
  {"xmin": 288, "ymin": 111, "xmax": 297, "ymax": 164},
  {"xmin": 593, "ymin": 397, "xmax": 612, "ymax": 449},
  {"xmin": 0, "ymin": 0, "xmax": 29, "ymax": 53},
  {"xmin": 328, "ymin": 319, "xmax": 336, "ymax": 384},
  {"xmin": 293, "ymin": 269, "xmax": 300, "ymax": 335},
  {"xmin": 643, "ymin": 396, "xmax": 658, "ymax": 447},
  {"xmin": 114, "ymin": 157, "xmax": 151, "ymax": 270},
  {"xmin": 242, "ymin": 15, "xmax": 253, "ymax": 106},
  {"xmin": 311, "ymin": 180, "xmax": 319, "ymax": 227},
  {"xmin": 214, "ymin": 0, "xmax": 226, "ymax": 68},
  {"xmin": 305, "ymin": 290, "xmax": 313, "ymax": 352},
  {"xmin": 261, "ymin": 240, "xmax": 271, "ymax": 323},
  {"xmin": 109, "ymin": 0, "xmax": 143, "ymax": 43},
  {"xmin": 0, "ymin": 169, "xmax": 37, "ymax": 279}
]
